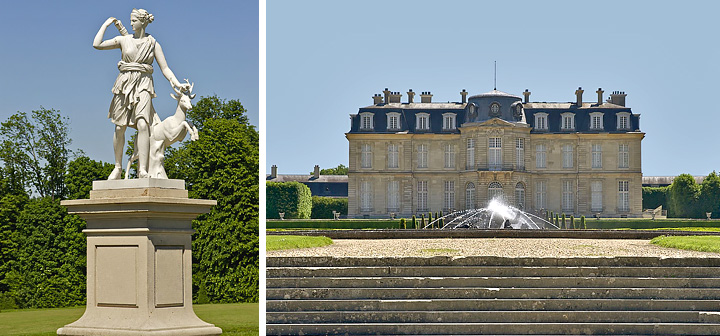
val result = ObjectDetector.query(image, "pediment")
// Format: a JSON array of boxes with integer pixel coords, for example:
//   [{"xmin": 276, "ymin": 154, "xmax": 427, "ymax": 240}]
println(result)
[{"xmin": 479, "ymin": 118, "xmax": 514, "ymax": 127}]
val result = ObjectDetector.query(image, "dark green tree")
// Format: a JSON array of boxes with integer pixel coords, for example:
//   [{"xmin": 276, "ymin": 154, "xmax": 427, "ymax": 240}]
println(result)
[
  {"xmin": 310, "ymin": 164, "xmax": 348, "ymax": 175},
  {"xmin": 65, "ymin": 156, "xmax": 115, "ymax": 200},
  {"xmin": 164, "ymin": 96, "xmax": 259, "ymax": 303},
  {"xmin": 700, "ymin": 172, "xmax": 720, "ymax": 218},
  {"xmin": 0, "ymin": 108, "xmax": 72, "ymax": 198},
  {"xmin": 668, "ymin": 174, "xmax": 701, "ymax": 218}
]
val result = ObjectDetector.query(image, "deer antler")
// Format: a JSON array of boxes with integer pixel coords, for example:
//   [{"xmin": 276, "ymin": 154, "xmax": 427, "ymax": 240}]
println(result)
[{"xmin": 183, "ymin": 78, "xmax": 195, "ymax": 99}]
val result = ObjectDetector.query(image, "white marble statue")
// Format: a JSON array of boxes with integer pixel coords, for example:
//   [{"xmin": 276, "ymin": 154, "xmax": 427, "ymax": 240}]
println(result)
[{"xmin": 93, "ymin": 8, "xmax": 190, "ymax": 179}]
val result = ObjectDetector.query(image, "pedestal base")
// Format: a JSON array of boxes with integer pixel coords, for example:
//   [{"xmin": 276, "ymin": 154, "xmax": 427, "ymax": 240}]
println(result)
[{"xmin": 58, "ymin": 179, "xmax": 221, "ymax": 336}]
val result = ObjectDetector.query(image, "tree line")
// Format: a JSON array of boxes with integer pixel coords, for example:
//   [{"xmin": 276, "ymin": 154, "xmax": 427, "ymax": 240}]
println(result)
[
  {"xmin": 642, "ymin": 172, "xmax": 720, "ymax": 218},
  {"xmin": 0, "ymin": 96, "xmax": 258, "ymax": 309}
]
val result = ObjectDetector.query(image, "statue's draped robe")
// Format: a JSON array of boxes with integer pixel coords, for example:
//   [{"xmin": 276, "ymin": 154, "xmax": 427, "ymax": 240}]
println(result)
[{"xmin": 108, "ymin": 35, "xmax": 157, "ymax": 128}]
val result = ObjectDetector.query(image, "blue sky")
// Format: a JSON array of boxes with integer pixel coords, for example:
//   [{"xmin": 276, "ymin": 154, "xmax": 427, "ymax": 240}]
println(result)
[
  {"xmin": 267, "ymin": 0, "xmax": 720, "ymax": 177},
  {"xmin": 0, "ymin": 1, "xmax": 259, "ymax": 165}
]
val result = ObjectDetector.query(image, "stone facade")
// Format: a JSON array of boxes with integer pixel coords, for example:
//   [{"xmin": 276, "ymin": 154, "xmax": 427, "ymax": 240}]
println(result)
[{"xmin": 346, "ymin": 88, "xmax": 644, "ymax": 218}]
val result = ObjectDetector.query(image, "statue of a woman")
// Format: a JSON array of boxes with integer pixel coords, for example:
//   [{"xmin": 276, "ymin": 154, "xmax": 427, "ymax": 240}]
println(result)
[{"xmin": 93, "ymin": 9, "xmax": 187, "ymax": 179}]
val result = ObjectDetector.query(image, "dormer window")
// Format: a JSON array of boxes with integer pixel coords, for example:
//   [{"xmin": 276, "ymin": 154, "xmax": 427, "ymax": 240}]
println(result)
[
  {"xmin": 387, "ymin": 112, "xmax": 400, "ymax": 130},
  {"xmin": 489, "ymin": 103, "xmax": 501, "ymax": 118},
  {"xmin": 617, "ymin": 112, "xmax": 631, "ymax": 130},
  {"xmin": 360, "ymin": 112, "xmax": 374, "ymax": 131},
  {"xmin": 442, "ymin": 113, "xmax": 456, "ymax": 130},
  {"xmin": 534, "ymin": 113, "xmax": 548, "ymax": 131},
  {"xmin": 416, "ymin": 113, "xmax": 430, "ymax": 131},
  {"xmin": 561, "ymin": 112, "xmax": 575, "ymax": 131},
  {"xmin": 590, "ymin": 112, "xmax": 604, "ymax": 130}
]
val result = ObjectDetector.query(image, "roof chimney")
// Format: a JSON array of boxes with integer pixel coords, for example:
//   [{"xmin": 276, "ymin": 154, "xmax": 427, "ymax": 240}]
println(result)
[
  {"xmin": 313, "ymin": 165, "xmax": 320, "ymax": 179},
  {"xmin": 596, "ymin": 88, "xmax": 604, "ymax": 105},
  {"xmin": 575, "ymin": 87, "xmax": 584, "ymax": 106},
  {"xmin": 420, "ymin": 91, "xmax": 433, "ymax": 103},
  {"xmin": 609, "ymin": 91, "xmax": 627, "ymax": 106},
  {"xmin": 372, "ymin": 93, "xmax": 383, "ymax": 105},
  {"xmin": 271, "ymin": 164, "xmax": 277, "ymax": 179},
  {"xmin": 523, "ymin": 89, "xmax": 530, "ymax": 103},
  {"xmin": 389, "ymin": 91, "xmax": 402, "ymax": 103},
  {"xmin": 460, "ymin": 89, "xmax": 468, "ymax": 104},
  {"xmin": 407, "ymin": 89, "xmax": 415, "ymax": 103},
  {"xmin": 383, "ymin": 88, "xmax": 391, "ymax": 104}
]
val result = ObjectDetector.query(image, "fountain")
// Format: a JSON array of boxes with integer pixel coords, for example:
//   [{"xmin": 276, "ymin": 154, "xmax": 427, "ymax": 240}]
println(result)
[{"xmin": 425, "ymin": 198, "xmax": 559, "ymax": 230}]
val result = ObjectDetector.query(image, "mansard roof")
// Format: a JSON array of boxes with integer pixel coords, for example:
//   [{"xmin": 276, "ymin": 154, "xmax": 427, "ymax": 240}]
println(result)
[{"xmin": 468, "ymin": 89, "xmax": 522, "ymax": 100}]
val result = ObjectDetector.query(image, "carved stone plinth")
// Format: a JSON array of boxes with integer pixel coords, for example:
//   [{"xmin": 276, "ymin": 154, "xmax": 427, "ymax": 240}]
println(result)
[{"xmin": 57, "ymin": 179, "xmax": 221, "ymax": 335}]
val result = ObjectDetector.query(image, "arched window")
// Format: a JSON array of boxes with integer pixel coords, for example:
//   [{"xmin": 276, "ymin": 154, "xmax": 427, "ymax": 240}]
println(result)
[
  {"xmin": 488, "ymin": 182, "xmax": 503, "ymax": 202},
  {"xmin": 465, "ymin": 182, "xmax": 476, "ymax": 209},
  {"xmin": 515, "ymin": 182, "xmax": 525, "ymax": 209}
]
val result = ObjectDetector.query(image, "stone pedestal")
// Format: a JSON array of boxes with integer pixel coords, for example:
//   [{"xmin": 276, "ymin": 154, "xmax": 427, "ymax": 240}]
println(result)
[{"xmin": 57, "ymin": 179, "xmax": 222, "ymax": 336}]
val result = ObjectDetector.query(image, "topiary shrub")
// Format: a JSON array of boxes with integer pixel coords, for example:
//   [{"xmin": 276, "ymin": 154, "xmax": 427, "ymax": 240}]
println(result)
[
  {"xmin": 400, "ymin": 218, "xmax": 406, "ymax": 229},
  {"xmin": 412, "ymin": 215, "xmax": 417, "ymax": 229},
  {"xmin": 570, "ymin": 215, "xmax": 575, "ymax": 229},
  {"xmin": 581, "ymin": 215, "xmax": 586, "ymax": 229},
  {"xmin": 266, "ymin": 181, "xmax": 311, "ymax": 219},
  {"xmin": 310, "ymin": 196, "xmax": 348, "ymax": 219}
]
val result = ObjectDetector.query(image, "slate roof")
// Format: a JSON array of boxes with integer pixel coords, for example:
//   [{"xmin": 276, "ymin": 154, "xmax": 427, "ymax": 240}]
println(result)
[{"xmin": 469, "ymin": 89, "xmax": 522, "ymax": 100}]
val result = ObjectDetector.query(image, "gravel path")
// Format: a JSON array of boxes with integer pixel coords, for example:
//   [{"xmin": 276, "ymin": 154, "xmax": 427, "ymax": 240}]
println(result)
[{"xmin": 266, "ymin": 238, "xmax": 720, "ymax": 258}]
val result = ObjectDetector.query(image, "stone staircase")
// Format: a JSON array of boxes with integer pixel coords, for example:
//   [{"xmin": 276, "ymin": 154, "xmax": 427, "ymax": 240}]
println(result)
[{"xmin": 267, "ymin": 256, "xmax": 720, "ymax": 335}]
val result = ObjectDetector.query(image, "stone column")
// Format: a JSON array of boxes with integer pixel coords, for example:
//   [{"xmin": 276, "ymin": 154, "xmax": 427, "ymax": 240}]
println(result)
[{"xmin": 57, "ymin": 179, "xmax": 221, "ymax": 336}]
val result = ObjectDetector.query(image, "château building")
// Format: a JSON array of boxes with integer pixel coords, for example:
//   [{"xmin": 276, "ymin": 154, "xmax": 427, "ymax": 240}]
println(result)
[{"xmin": 346, "ymin": 87, "xmax": 644, "ymax": 218}]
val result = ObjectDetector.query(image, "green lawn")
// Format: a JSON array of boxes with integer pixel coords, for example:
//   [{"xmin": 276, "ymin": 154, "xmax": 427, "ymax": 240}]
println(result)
[
  {"xmin": 266, "ymin": 235, "xmax": 333, "ymax": 251},
  {"xmin": 651, "ymin": 235, "xmax": 720, "ymax": 253},
  {"xmin": 0, "ymin": 303, "xmax": 258, "ymax": 336}
]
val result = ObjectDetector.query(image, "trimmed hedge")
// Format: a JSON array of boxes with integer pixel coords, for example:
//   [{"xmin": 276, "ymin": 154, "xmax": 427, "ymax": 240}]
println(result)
[
  {"xmin": 311, "ymin": 197, "xmax": 348, "ymax": 219},
  {"xmin": 266, "ymin": 182, "xmax": 311, "ymax": 219},
  {"xmin": 643, "ymin": 186, "xmax": 668, "ymax": 210},
  {"xmin": 267, "ymin": 219, "xmax": 400, "ymax": 230}
]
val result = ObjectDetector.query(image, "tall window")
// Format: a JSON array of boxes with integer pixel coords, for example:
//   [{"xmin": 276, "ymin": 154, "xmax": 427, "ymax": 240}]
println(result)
[
  {"xmin": 387, "ymin": 143, "xmax": 399, "ymax": 168},
  {"xmin": 515, "ymin": 182, "xmax": 525, "ymax": 209},
  {"xmin": 536, "ymin": 144, "xmax": 546, "ymax": 169},
  {"xmin": 618, "ymin": 144, "xmax": 629, "ymax": 168},
  {"xmin": 590, "ymin": 112, "xmax": 604, "ymax": 130},
  {"xmin": 417, "ymin": 180, "xmax": 428, "ymax": 212},
  {"xmin": 515, "ymin": 138, "xmax": 525, "ymax": 170},
  {"xmin": 618, "ymin": 180, "xmax": 630, "ymax": 212},
  {"xmin": 361, "ymin": 144, "xmax": 372, "ymax": 168},
  {"xmin": 444, "ymin": 181, "xmax": 455, "ymax": 210},
  {"xmin": 489, "ymin": 137, "xmax": 502, "ymax": 171},
  {"xmin": 488, "ymin": 182, "xmax": 503, "ymax": 202},
  {"xmin": 465, "ymin": 182, "xmax": 476, "ymax": 209},
  {"xmin": 360, "ymin": 181, "xmax": 372, "ymax": 211},
  {"xmin": 562, "ymin": 180, "xmax": 574, "ymax": 212},
  {"xmin": 444, "ymin": 144, "xmax": 455, "ymax": 168},
  {"xmin": 591, "ymin": 144, "xmax": 602, "ymax": 168},
  {"xmin": 535, "ymin": 180, "xmax": 547, "ymax": 209},
  {"xmin": 416, "ymin": 113, "xmax": 429, "ymax": 131},
  {"xmin": 387, "ymin": 180, "xmax": 399, "ymax": 212},
  {"xmin": 534, "ymin": 113, "xmax": 548, "ymax": 131},
  {"xmin": 561, "ymin": 113, "xmax": 575, "ymax": 131},
  {"xmin": 617, "ymin": 112, "xmax": 630, "ymax": 130},
  {"xmin": 442, "ymin": 113, "xmax": 456, "ymax": 130},
  {"xmin": 591, "ymin": 180, "xmax": 603, "ymax": 212},
  {"xmin": 360, "ymin": 112, "xmax": 374, "ymax": 130},
  {"xmin": 417, "ymin": 144, "xmax": 428, "ymax": 168},
  {"xmin": 562, "ymin": 144, "xmax": 574, "ymax": 169},
  {"xmin": 387, "ymin": 112, "xmax": 400, "ymax": 130},
  {"xmin": 466, "ymin": 138, "xmax": 475, "ymax": 170}
]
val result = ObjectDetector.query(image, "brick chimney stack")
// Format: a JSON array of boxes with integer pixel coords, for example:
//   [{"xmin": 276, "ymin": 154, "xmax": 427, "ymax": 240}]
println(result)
[
  {"xmin": 372, "ymin": 94, "xmax": 383, "ymax": 105},
  {"xmin": 407, "ymin": 89, "xmax": 415, "ymax": 103},
  {"xmin": 523, "ymin": 89, "xmax": 531, "ymax": 103},
  {"xmin": 389, "ymin": 91, "xmax": 402, "ymax": 103},
  {"xmin": 596, "ymin": 88, "xmax": 604, "ymax": 105},
  {"xmin": 575, "ymin": 87, "xmax": 584, "ymax": 106},
  {"xmin": 313, "ymin": 165, "xmax": 320, "ymax": 179},
  {"xmin": 270, "ymin": 165, "xmax": 277, "ymax": 179},
  {"xmin": 609, "ymin": 91, "xmax": 627, "ymax": 106},
  {"xmin": 420, "ymin": 91, "xmax": 433, "ymax": 103},
  {"xmin": 460, "ymin": 89, "xmax": 468, "ymax": 103},
  {"xmin": 383, "ymin": 88, "xmax": 391, "ymax": 104}
]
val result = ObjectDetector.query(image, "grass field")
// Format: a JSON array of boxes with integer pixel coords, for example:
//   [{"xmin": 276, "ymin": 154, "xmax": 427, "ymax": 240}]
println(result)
[
  {"xmin": 0, "ymin": 302, "xmax": 258, "ymax": 336},
  {"xmin": 651, "ymin": 235, "xmax": 720, "ymax": 253},
  {"xmin": 266, "ymin": 235, "xmax": 333, "ymax": 251}
]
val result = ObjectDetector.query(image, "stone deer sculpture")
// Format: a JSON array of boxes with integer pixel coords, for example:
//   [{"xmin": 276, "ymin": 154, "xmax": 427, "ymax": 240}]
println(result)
[{"xmin": 126, "ymin": 79, "xmax": 199, "ymax": 179}]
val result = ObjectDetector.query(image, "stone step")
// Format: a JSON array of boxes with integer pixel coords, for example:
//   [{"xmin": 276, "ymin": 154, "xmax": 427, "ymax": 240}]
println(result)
[
  {"xmin": 267, "ymin": 266, "xmax": 720, "ymax": 278},
  {"xmin": 267, "ymin": 287, "xmax": 720, "ymax": 300},
  {"xmin": 266, "ymin": 310, "xmax": 707, "ymax": 324},
  {"xmin": 268, "ymin": 256, "xmax": 720, "ymax": 267},
  {"xmin": 267, "ymin": 298, "xmax": 720, "ymax": 312},
  {"xmin": 265, "ymin": 322, "xmax": 720, "ymax": 335},
  {"xmin": 267, "ymin": 276, "xmax": 720, "ymax": 289}
]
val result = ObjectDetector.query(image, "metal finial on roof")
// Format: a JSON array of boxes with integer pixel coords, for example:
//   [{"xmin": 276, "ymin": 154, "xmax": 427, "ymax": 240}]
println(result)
[{"xmin": 494, "ymin": 61, "xmax": 497, "ymax": 90}]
